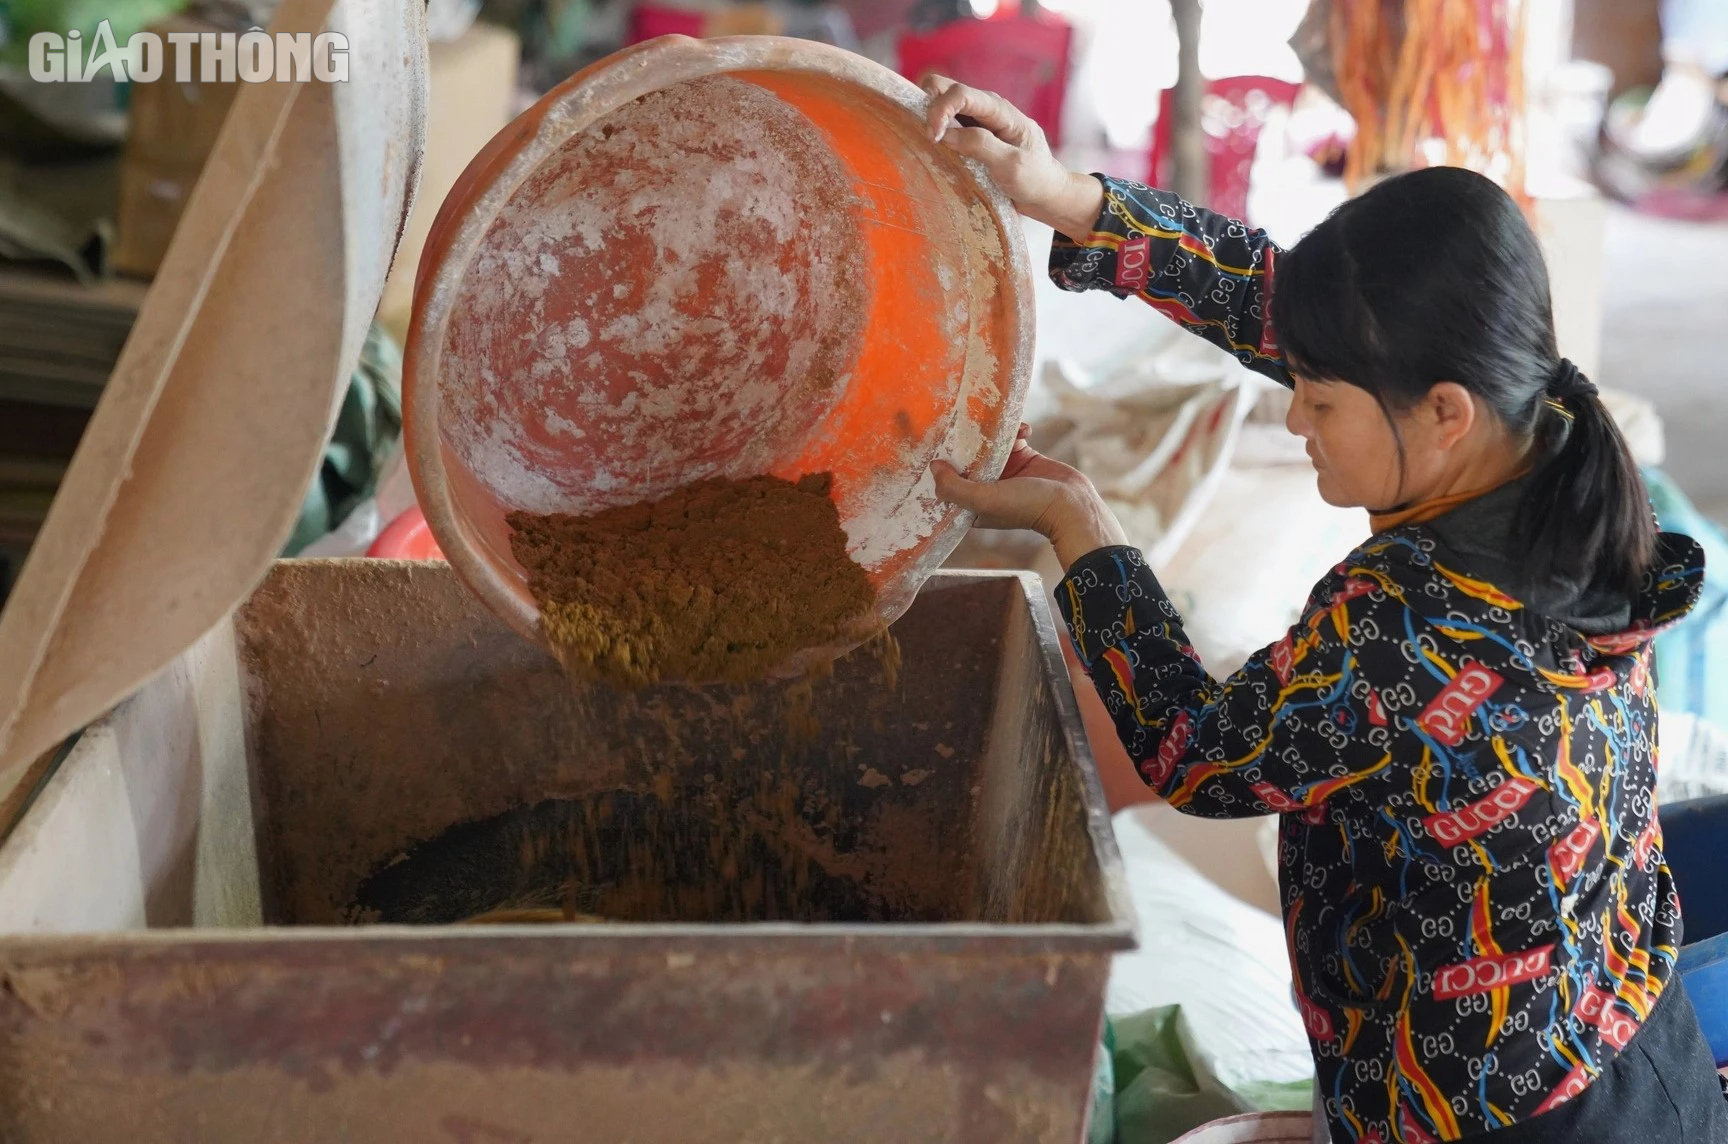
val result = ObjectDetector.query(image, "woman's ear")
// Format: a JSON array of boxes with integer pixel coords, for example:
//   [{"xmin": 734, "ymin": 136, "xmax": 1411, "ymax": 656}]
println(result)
[{"xmin": 1426, "ymin": 381, "xmax": 1478, "ymax": 450}]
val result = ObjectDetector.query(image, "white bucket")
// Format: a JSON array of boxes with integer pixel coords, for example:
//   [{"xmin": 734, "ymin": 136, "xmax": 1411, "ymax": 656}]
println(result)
[{"xmin": 1170, "ymin": 1111, "xmax": 1318, "ymax": 1143}]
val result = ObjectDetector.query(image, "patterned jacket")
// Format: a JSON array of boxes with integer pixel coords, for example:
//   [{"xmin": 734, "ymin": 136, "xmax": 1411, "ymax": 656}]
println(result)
[{"xmin": 1050, "ymin": 176, "xmax": 1708, "ymax": 1141}]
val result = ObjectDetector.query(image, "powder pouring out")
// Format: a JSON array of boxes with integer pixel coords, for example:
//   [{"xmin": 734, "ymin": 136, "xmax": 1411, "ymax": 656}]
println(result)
[{"xmin": 508, "ymin": 472, "xmax": 880, "ymax": 687}]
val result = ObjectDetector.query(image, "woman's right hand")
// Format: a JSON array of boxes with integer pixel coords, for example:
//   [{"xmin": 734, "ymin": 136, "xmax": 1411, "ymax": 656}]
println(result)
[
  {"xmin": 932, "ymin": 425, "xmax": 1129, "ymax": 572},
  {"xmin": 920, "ymin": 74, "xmax": 1105, "ymax": 238}
]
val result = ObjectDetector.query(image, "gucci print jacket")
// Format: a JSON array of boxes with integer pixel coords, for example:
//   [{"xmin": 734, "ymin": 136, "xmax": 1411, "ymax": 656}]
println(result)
[{"xmin": 1049, "ymin": 176, "xmax": 1708, "ymax": 1141}]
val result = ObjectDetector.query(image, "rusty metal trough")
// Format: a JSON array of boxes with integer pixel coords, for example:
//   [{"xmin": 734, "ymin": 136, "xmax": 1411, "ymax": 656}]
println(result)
[{"xmin": 0, "ymin": 562, "xmax": 1133, "ymax": 1142}]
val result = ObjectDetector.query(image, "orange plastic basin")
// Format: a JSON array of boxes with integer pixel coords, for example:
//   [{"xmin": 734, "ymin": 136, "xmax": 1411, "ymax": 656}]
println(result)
[{"xmin": 403, "ymin": 34, "xmax": 1033, "ymax": 669}]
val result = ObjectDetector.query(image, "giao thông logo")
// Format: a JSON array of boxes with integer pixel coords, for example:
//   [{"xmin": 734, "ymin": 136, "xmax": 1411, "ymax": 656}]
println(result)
[{"xmin": 28, "ymin": 20, "xmax": 349, "ymax": 83}]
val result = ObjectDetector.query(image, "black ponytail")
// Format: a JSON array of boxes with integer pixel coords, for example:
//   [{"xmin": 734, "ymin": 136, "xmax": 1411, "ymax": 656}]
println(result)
[
  {"xmin": 1520, "ymin": 367, "xmax": 1656, "ymax": 597},
  {"xmin": 1273, "ymin": 166, "xmax": 1656, "ymax": 598}
]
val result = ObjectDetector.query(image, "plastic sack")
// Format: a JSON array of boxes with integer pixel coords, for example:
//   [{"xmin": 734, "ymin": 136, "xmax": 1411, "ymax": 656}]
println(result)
[
  {"xmin": 949, "ymin": 362, "xmax": 1258, "ymax": 581},
  {"xmin": 1108, "ymin": 807, "xmax": 1315, "ymax": 1128},
  {"xmin": 1110, "ymin": 1006, "xmax": 1258, "ymax": 1143},
  {"xmin": 0, "ymin": 159, "xmax": 110, "ymax": 282},
  {"xmin": 1646, "ymin": 467, "xmax": 1728, "ymax": 728},
  {"xmin": 1039, "ymin": 365, "xmax": 1259, "ymax": 568},
  {"xmin": 1658, "ymin": 709, "xmax": 1728, "ymax": 804}
]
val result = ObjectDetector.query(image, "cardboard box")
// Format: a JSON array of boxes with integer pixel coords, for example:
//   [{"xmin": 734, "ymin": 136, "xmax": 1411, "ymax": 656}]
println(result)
[
  {"xmin": 113, "ymin": 156, "xmax": 204, "ymax": 280},
  {"xmin": 112, "ymin": 16, "xmax": 243, "ymax": 279},
  {"xmin": 375, "ymin": 22, "xmax": 519, "ymax": 343}
]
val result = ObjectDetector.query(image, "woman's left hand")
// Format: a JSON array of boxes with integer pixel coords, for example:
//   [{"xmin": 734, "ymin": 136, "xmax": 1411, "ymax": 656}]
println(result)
[{"xmin": 932, "ymin": 426, "xmax": 1130, "ymax": 571}]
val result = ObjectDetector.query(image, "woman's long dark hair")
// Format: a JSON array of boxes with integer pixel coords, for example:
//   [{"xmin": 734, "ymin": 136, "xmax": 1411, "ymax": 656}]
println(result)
[{"xmin": 1272, "ymin": 165, "xmax": 1656, "ymax": 598}]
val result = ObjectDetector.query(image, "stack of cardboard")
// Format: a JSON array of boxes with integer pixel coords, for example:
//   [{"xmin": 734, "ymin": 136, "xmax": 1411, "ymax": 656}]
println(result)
[
  {"xmin": 0, "ymin": 269, "xmax": 144, "ymax": 598},
  {"xmin": 0, "ymin": 453, "xmax": 64, "ymax": 567},
  {"xmin": 0, "ymin": 396, "xmax": 98, "ymax": 602},
  {"xmin": 0, "ymin": 267, "xmax": 144, "ymax": 409}
]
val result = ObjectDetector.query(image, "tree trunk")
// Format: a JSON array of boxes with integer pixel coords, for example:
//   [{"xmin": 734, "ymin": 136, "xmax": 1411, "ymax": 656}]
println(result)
[{"xmin": 1169, "ymin": 0, "xmax": 1208, "ymax": 205}]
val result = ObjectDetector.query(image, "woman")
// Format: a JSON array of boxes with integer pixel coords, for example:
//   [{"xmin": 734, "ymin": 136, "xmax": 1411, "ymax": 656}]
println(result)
[{"xmin": 921, "ymin": 78, "xmax": 1728, "ymax": 1143}]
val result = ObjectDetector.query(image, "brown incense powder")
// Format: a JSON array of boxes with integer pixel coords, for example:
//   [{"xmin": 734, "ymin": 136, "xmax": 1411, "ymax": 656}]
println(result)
[{"xmin": 507, "ymin": 473, "xmax": 877, "ymax": 688}]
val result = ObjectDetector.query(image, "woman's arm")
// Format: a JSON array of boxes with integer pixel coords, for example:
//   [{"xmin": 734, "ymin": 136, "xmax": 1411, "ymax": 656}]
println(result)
[
  {"xmin": 1057, "ymin": 544, "xmax": 1393, "ymax": 818},
  {"xmin": 1050, "ymin": 180, "xmax": 1289, "ymax": 386},
  {"xmin": 922, "ymin": 78, "xmax": 1290, "ymax": 387},
  {"xmin": 934, "ymin": 439, "xmax": 1394, "ymax": 819}
]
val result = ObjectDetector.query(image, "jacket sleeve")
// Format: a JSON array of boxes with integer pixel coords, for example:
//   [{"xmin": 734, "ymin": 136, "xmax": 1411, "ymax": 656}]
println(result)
[
  {"xmin": 1048, "ymin": 175, "xmax": 1290, "ymax": 387},
  {"xmin": 1055, "ymin": 545, "xmax": 1398, "ymax": 819}
]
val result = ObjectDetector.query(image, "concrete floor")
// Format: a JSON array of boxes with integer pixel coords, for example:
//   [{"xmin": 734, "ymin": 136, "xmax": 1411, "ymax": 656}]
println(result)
[{"xmin": 1599, "ymin": 204, "xmax": 1728, "ymax": 523}]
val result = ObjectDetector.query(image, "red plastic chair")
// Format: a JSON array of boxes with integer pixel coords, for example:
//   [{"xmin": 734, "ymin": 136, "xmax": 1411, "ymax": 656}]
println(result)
[
  {"xmin": 627, "ymin": 6, "xmax": 705, "ymax": 44},
  {"xmin": 366, "ymin": 505, "xmax": 445, "ymax": 561},
  {"xmin": 897, "ymin": 12, "xmax": 1074, "ymax": 150},
  {"xmin": 1150, "ymin": 76, "xmax": 1302, "ymax": 223}
]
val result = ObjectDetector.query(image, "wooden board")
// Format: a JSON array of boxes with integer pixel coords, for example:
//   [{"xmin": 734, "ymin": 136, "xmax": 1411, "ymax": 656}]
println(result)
[{"xmin": 0, "ymin": 0, "xmax": 428, "ymax": 794}]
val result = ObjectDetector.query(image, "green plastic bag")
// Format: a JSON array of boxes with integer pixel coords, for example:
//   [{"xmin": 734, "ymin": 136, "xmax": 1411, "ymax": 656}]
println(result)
[
  {"xmin": 1088, "ymin": 1017, "xmax": 1116, "ymax": 1144},
  {"xmin": 283, "ymin": 323, "xmax": 403, "ymax": 556},
  {"xmin": 1111, "ymin": 1007, "xmax": 1250, "ymax": 1142},
  {"xmin": 1106, "ymin": 1005, "xmax": 1315, "ymax": 1144}
]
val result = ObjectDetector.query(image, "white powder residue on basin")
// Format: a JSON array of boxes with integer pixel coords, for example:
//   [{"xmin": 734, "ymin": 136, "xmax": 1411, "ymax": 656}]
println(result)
[
  {"xmin": 841, "ymin": 200, "xmax": 1008, "ymax": 574},
  {"xmin": 437, "ymin": 74, "xmax": 868, "ymax": 516}
]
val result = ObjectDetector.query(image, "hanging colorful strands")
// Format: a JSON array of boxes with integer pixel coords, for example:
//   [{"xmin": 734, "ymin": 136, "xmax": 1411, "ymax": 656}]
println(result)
[{"xmin": 1330, "ymin": 0, "xmax": 1530, "ymax": 209}]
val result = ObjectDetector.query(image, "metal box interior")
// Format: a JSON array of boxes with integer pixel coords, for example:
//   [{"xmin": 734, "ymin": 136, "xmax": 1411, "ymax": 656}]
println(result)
[{"xmin": 0, "ymin": 562, "xmax": 1131, "ymax": 1142}]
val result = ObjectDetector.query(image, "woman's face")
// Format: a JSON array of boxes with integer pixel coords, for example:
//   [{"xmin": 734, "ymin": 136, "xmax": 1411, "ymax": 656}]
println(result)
[{"xmin": 1285, "ymin": 376, "xmax": 1450, "ymax": 510}]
